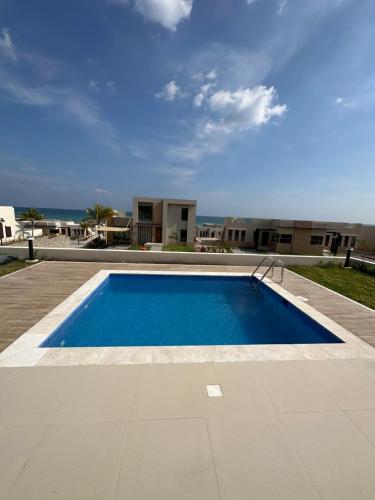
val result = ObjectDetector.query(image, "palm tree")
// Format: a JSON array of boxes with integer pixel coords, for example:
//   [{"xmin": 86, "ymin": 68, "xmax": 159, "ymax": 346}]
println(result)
[
  {"xmin": 84, "ymin": 204, "xmax": 115, "ymax": 226},
  {"xmin": 20, "ymin": 208, "xmax": 43, "ymax": 237}
]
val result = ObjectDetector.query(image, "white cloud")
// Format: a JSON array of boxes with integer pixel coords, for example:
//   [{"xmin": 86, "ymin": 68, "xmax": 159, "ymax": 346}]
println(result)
[
  {"xmin": 106, "ymin": 80, "xmax": 117, "ymax": 94},
  {"xmin": 206, "ymin": 85, "xmax": 287, "ymax": 133},
  {"xmin": 63, "ymin": 95, "xmax": 119, "ymax": 151},
  {"xmin": 246, "ymin": 0, "xmax": 258, "ymax": 4},
  {"xmin": 95, "ymin": 188, "xmax": 112, "ymax": 195},
  {"xmin": 277, "ymin": 0, "xmax": 288, "ymax": 15},
  {"xmin": 153, "ymin": 165, "xmax": 197, "ymax": 185},
  {"xmin": 88, "ymin": 79, "xmax": 99, "ymax": 92},
  {"xmin": 205, "ymin": 69, "xmax": 217, "ymax": 81},
  {"xmin": 0, "ymin": 29, "xmax": 119, "ymax": 152},
  {"xmin": 156, "ymin": 80, "xmax": 181, "ymax": 101},
  {"xmin": 335, "ymin": 96, "xmax": 357, "ymax": 108},
  {"xmin": 133, "ymin": 0, "xmax": 193, "ymax": 31},
  {"xmin": 0, "ymin": 28, "xmax": 17, "ymax": 61},
  {"xmin": 193, "ymin": 82, "xmax": 215, "ymax": 108},
  {"xmin": 193, "ymin": 92, "xmax": 204, "ymax": 108}
]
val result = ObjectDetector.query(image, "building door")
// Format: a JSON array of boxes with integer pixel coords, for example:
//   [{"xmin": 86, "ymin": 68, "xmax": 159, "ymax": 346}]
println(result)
[
  {"xmin": 330, "ymin": 233, "xmax": 341, "ymax": 255},
  {"xmin": 138, "ymin": 226, "xmax": 152, "ymax": 245},
  {"xmin": 155, "ymin": 227, "xmax": 162, "ymax": 243},
  {"xmin": 253, "ymin": 229, "xmax": 259, "ymax": 249},
  {"xmin": 261, "ymin": 231, "xmax": 269, "ymax": 247}
]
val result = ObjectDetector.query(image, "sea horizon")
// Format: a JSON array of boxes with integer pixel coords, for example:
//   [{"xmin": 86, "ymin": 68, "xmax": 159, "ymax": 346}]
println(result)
[{"xmin": 14, "ymin": 206, "xmax": 227, "ymax": 226}]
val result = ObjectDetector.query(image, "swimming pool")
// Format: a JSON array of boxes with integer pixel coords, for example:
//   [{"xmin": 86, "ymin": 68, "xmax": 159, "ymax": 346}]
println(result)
[{"xmin": 41, "ymin": 273, "xmax": 343, "ymax": 348}]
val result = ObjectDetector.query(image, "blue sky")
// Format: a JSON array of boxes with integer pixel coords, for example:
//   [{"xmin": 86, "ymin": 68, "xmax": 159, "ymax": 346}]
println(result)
[{"xmin": 0, "ymin": 0, "xmax": 374, "ymax": 222}]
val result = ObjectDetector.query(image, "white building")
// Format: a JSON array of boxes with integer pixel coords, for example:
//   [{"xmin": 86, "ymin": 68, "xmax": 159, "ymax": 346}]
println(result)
[
  {"xmin": 196, "ymin": 223, "xmax": 223, "ymax": 240},
  {"xmin": 0, "ymin": 206, "xmax": 43, "ymax": 244},
  {"xmin": 0, "ymin": 206, "xmax": 18, "ymax": 244}
]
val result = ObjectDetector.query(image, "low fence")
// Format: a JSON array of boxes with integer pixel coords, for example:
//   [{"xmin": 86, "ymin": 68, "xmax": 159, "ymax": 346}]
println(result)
[{"xmin": 0, "ymin": 245, "xmax": 347, "ymax": 267}]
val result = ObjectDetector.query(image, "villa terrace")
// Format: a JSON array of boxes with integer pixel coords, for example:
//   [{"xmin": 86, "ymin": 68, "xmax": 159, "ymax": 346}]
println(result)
[{"xmin": 0, "ymin": 262, "xmax": 375, "ymax": 499}]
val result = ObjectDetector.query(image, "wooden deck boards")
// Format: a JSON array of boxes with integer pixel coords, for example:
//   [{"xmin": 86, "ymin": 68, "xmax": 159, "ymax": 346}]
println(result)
[{"xmin": 0, "ymin": 261, "xmax": 374, "ymax": 353}]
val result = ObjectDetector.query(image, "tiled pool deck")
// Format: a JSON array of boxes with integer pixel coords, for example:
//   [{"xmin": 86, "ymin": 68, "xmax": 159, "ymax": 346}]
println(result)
[{"xmin": 0, "ymin": 262, "xmax": 375, "ymax": 499}]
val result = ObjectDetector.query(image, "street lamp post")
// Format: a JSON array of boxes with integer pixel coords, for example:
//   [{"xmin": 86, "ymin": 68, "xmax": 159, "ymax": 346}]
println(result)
[
  {"xmin": 0, "ymin": 217, "xmax": 5, "ymax": 246},
  {"xmin": 344, "ymin": 247, "xmax": 354, "ymax": 268},
  {"xmin": 27, "ymin": 236, "xmax": 35, "ymax": 261}
]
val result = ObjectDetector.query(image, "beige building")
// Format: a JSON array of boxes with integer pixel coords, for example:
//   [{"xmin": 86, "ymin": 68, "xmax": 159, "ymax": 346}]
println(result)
[
  {"xmin": 223, "ymin": 217, "xmax": 374, "ymax": 255},
  {"xmin": 132, "ymin": 197, "xmax": 196, "ymax": 246}
]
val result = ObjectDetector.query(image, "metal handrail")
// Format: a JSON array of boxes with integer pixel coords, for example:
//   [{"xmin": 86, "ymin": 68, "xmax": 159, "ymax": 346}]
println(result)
[
  {"xmin": 256, "ymin": 259, "xmax": 284, "ymax": 287},
  {"xmin": 256, "ymin": 262, "xmax": 275, "ymax": 287},
  {"xmin": 273, "ymin": 259, "xmax": 284, "ymax": 283},
  {"xmin": 251, "ymin": 256, "xmax": 274, "ymax": 277}
]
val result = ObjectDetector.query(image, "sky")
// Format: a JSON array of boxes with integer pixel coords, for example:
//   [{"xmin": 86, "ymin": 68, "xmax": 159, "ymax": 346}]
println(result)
[{"xmin": 0, "ymin": 0, "xmax": 374, "ymax": 222}]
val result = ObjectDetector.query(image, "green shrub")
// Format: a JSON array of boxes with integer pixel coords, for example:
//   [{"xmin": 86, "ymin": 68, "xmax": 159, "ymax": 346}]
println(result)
[
  {"xmin": 162, "ymin": 244, "xmax": 195, "ymax": 252},
  {"xmin": 351, "ymin": 260, "xmax": 375, "ymax": 277}
]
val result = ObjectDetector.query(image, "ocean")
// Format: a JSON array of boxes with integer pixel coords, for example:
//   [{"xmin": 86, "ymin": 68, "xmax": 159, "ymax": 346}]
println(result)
[{"xmin": 15, "ymin": 207, "xmax": 226, "ymax": 226}]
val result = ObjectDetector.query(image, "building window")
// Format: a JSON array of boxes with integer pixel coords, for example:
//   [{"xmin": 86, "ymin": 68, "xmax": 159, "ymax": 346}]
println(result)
[
  {"xmin": 310, "ymin": 235, "xmax": 323, "ymax": 245},
  {"xmin": 241, "ymin": 230, "xmax": 245, "ymax": 242},
  {"xmin": 138, "ymin": 203, "xmax": 153, "ymax": 222},
  {"xmin": 180, "ymin": 229, "xmax": 187, "ymax": 242},
  {"xmin": 325, "ymin": 234, "xmax": 330, "ymax": 246},
  {"xmin": 343, "ymin": 236, "xmax": 349, "ymax": 247},
  {"xmin": 228, "ymin": 229, "xmax": 233, "ymax": 241},
  {"xmin": 181, "ymin": 207, "xmax": 188, "ymax": 221},
  {"xmin": 279, "ymin": 234, "xmax": 292, "ymax": 244},
  {"xmin": 234, "ymin": 230, "xmax": 239, "ymax": 241},
  {"xmin": 5, "ymin": 226, "xmax": 12, "ymax": 238}
]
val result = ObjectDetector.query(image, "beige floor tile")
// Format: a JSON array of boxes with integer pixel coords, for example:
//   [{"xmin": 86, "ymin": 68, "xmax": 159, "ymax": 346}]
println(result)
[
  {"xmin": 280, "ymin": 411, "xmax": 375, "ymax": 499},
  {"xmin": 198, "ymin": 362, "xmax": 273, "ymax": 416},
  {"xmin": 345, "ymin": 408, "xmax": 375, "ymax": 448},
  {"xmin": 116, "ymin": 418, "xmax": 220, "ymax": 500},
  {"xmin": 350, "ymin": 359, "xmax": 375, "ymax": 384},
  {"xmin": 53, "ymin": 365, "xmax": 139, "ymax": 423},
  {"xmin": 252, "ymin": 361, "xmax": 338, "ymax": 413},
  {"xmin": 132, "ymin": 363, "xmax": 204, "ymax": 420},
  {"xmin": 0, "ymin": 367, "xmax": 18, "ymax": 389},
  {"xmin": 0, "ymin": 425, "xmax": 45, "ymax": 499},
  {"xmin": 208, "ymin": 414, "xmax": 320, "ymax": 500},
  {"xmin": 303, "ymin": 360, "xmax": 375, "ymax": 409},
  {"xmin": 0, "ymin": 367, "xmax": 77, "ymax": 426},
  {"xmin": 8, "ymin": 422, "xmax": 127, "ymax": 500}
]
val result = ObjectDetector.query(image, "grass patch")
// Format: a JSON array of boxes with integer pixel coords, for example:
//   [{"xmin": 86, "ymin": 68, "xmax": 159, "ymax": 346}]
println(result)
[
  {"xmin": 163, "ymin": 244, "xmax": 195, "ymax": 252},
  {"xmin": 0, "ymin": 260, "xmax": 32, "ymax": 278},
  {"xmin": 288, "ymin": 264, "xmax": 375, "ymax": 310}
]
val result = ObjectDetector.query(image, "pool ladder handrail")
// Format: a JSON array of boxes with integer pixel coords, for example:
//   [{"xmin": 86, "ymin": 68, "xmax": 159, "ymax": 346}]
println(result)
[
  {"xmin": 252, "ymin": 257, "xmax": 284, "ymax": 286},
  {"xmin": 251, "ymin": 256, "xmax": 275, "ymax": 279}
]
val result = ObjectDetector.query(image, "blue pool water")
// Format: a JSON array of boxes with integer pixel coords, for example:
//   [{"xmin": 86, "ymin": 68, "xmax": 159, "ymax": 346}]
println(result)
[{"xmin": 41, "ymin": 274, "xmax": 343, "ymax": 347}]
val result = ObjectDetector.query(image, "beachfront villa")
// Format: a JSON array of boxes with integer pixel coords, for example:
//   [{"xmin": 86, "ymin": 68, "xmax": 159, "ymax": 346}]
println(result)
[
  {"xmin": 0, "ymin": 206, "xmax": 43, "ymax": 244},
  {"xmin": 222, "ymin": 217, "xmax": 375, "ymax": 255},
  {"xmin": 22, "ymin": 218, "xmax": 90, "ymax": 239},
  {"xmin": 196, "ymin": 222, "xmax": 223, "ymax": 239},
  {"xmin": 132, "ymin": 197, "xmax": 197, "ymax": 246}
]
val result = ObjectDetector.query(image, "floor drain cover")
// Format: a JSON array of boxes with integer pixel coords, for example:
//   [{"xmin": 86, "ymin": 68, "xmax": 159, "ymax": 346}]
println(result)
[{"xmin": 206, "ymin": 385, "xmax": 223, "ymax": 397}]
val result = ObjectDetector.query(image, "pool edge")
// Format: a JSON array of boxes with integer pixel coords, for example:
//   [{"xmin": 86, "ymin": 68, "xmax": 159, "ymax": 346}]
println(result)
[{"xmin": 0, "ymin": 270, "xmax": 374, "ymax": 367}]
